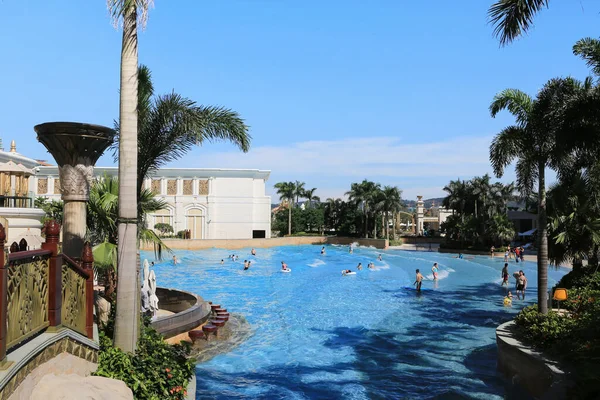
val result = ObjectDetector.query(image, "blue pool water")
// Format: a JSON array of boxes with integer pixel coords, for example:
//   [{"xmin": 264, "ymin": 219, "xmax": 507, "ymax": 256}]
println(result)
[{"xmin": 144, "ymin": 245, "xmax": 569, "ymax": 400}]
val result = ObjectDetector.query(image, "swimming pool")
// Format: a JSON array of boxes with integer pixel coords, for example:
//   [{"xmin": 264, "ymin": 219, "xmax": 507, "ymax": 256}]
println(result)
[{"xmin": 144, "ymin": 245, "xmax": 569, "ymax": 399}]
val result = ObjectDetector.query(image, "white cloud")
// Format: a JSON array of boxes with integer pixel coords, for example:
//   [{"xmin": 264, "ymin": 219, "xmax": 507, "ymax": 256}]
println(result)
[{"xmin": 173, "ymin": 135, "xmax": 511, "ymax": 201}]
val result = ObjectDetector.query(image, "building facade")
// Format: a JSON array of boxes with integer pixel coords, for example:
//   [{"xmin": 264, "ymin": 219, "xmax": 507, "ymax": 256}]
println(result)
[{"xmin": 35, "ymin": 166, "xmax": 272, "ymax": 240}]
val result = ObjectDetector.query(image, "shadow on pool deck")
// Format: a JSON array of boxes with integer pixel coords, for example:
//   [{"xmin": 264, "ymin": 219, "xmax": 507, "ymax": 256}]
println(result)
[{"xmin": 195, "ymin": 283, "xmax": 528, "ymax": 399}]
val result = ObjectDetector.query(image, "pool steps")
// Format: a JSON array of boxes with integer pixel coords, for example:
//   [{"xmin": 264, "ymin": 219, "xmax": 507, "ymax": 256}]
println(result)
[{"xmin": 188, "ymin": 301, "xmax": 229, "ymax": 341}]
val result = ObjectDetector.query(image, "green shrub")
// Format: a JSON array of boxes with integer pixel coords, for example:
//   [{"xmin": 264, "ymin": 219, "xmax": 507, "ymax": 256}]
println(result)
[
  {"xmin": 514, "ymin": 306, "xmax": 575, "ymax": 348},
  {"xmin": 389, "ymin": 239, "xmax": 403, "ymax": 246},
  {"xmin": 94, "ymin": 319, "xmax": 194, "ymax": 399}
]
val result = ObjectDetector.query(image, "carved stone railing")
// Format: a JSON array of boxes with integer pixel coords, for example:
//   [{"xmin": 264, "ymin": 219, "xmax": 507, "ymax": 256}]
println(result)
[{"xmin": 0, "ymin": 220, "xmax": 94, "ymax": 367}]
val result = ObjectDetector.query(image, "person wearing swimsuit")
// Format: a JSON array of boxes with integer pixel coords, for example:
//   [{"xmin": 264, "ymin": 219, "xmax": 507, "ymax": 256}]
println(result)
[{"xmin": 431, "ymin": 263, "xmax": 439, "ymax": 280}]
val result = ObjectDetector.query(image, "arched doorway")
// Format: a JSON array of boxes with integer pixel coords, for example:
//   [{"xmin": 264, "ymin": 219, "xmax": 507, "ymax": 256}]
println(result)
[{"xmin": 186, "ymin": 208, "xmax": 204, "ymax": 239}]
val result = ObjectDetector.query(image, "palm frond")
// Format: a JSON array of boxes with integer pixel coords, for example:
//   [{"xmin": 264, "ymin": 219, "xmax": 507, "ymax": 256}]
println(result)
[
  {"xmin": 488, "ymin": 0, "xmax": 549, "ymax": 46},
  {"xmin": 107, "ymin": 0, "xmax": 154, "ymax": 29},
  {"xmin": 489, "ymin": 125, "xmax": 525, "ymax": 177},
  {"xmin": 489, "ymin": 88, "xmax": 533, "ymax": 124},
  {"xmin": 573, "ymin": 37, "xmax": 600, "ymax": 76}
]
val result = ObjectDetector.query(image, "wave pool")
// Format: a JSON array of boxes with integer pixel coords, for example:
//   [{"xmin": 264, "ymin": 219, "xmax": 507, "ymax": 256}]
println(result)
[{"xmin": 144, "ymin": 245, "xmax": 569, "ymax": 399}]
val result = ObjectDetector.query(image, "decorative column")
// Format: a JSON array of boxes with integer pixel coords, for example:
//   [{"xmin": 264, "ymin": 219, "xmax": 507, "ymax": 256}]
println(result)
[
  {"xmin": 35, "ymin": 122, "xmax": 114, "ymax": 258},
  {"xmin": 416, "ymin": 195, "xmax": 424, "ymax": 236},
  {"xmin": 42, "ymin": 220, "xmax": 62, "ymax": 329},
  {"xmin": 81, "ymin": 242, "xmax": 94, "ymax": 339}
]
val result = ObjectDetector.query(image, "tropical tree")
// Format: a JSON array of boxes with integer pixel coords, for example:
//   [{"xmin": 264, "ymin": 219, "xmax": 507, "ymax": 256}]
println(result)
[
  {"xmin": 346, "ymin": 180, "xmax": 381, "ymax": 238},
  {"xmin": 488, "ymin": 0, "xmax": 550, "ymax": 46},
  {"xmin": 35, "ymin": 197, "xmax": 64, "ymax": 225},
  {"xmin": 304, "ymin": 188, "xmax": 320, "ymax": 208},
  {"xmin": 380, "ymin": 186, "xmax": 403, "ymax": 239},
  {"xmin": 293, "ymin": 181, "xmax": 306, "ymax": 206},
  {"xmin": 108, "ymin": 0, "xmax": 153, "ymax": 353},
  {"xmin": 274, "ymin": 182, "xmax": 295, "ymax": 236},
  {"xmin": 87, "ymin": 175, "xmax": 168, "ymax": 297},
  {"xmin": 489, "ymin": 77, "xmax": 588, "ymax": 313}
]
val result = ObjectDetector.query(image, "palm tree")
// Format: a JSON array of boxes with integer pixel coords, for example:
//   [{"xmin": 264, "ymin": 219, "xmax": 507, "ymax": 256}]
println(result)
[
  {"xmin": 110, "ymin": 65, "xmax": 251, "ymax": 198},
  {"xmin": 346, "ymin": 180, "xmax": 381, "ymax": 238},
  {"xmin": 381, "ymin": 186, "xmax": 403, "ymax": 240},
  {"xmin": 489, "ymin": 77, "xmax": 587, "ymax": 314},
  {"xmin": 488, "ymin": 0, "xmax": 549, "ymax": 46},
  {"xmin": 108, "ymin": 0, "xmax": 153, "ymax": 353},
  {"xmin": 275, "ymin": 182, "xmax": 295, "ymax": 235},
  {"xmin": 87, "ymin": 175, "xmax": 168, "ymax": 298},
  {"xmin": 471, "ymin": 175, "xmax": 492, "ymax": 218},
  {"xmin": 443, "ymin": 179, "xmax": 469, "ymax": 220},
  {"xmin": 304, "ymin": 188, "xmax": 320, "ymax": 208},
  {"xmin": 294, "ymin": 181, "xmax": 306, "ymax": 207}
]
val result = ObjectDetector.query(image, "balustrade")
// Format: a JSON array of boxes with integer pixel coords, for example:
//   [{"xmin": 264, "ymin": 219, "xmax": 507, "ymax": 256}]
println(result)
[{"xmin": 0, "ymin": 220, "xmax": 94, "ymax": 367}]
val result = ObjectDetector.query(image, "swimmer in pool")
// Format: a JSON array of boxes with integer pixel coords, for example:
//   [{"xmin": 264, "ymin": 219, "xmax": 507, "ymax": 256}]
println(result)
[
  {"xmin": 243, "ymin": 260, "xmax": 249, "ymax": 270},
  {"xmin": 414, "ymin": 269, "xmax": 424, "ymax": 292},
  {"xmin": 368, "ymin": 262, "xmax": 374, "ymax": 269},
  {"xmin": 251, "ymin": 248, "xmax": 256, "ymax": 256},
  {"xmin": 220, "ymin": 259, "xmax": 224, "ymax": 265},
  {"xmin": 281, "ymin": 261, "xmax": 289, "ymax": 271},
  {"xmin": 321, "ymin": 246, "xmax": 326, "ymax": 255},
  {"xmin": 357, "ymin": 263, "xmax": 362, "ymax": 270},
  {"xmin": 378, "ymin": 254, "xmax": 382, "ymax": 261},
  {"xmin": 431, "ymin": 263, "xmax": 439, "ymax": 280}
]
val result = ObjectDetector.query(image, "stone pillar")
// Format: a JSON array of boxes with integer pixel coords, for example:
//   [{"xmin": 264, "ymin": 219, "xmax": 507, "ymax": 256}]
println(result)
[
  {"xmin": 0, "ymin": 223, "xmax": 8, "ymax": 368},
  {"xmin": 35, "ymin": 122, "xmax": 114, "ymax": 259},
  {"xmin": 60, "ymin": 164, "xmax": 94, "ymax": 257},
  {"xmin": 416, "ymin": 195, "xmax": 424, "ymax": 236}
]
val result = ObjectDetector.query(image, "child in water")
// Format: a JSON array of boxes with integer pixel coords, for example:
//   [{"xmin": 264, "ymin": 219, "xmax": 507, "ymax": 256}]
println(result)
[
  {"xmin": 321, "ymin": 246, "xmax": 326, "ymax": 255},
  {"xmin": 504, "ymin": 291, "xmax": 513, "ymax": 306},
  {"xmin": 431, "ymin": 263, "xmax": 439, "ymax": 280},
  {"xmin": 414, "ymin": 269, "xmax": 424, "ymax": 292}
]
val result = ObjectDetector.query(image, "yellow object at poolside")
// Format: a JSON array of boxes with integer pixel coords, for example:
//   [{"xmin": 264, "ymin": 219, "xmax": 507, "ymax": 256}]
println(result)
[{"xmin": 553, "ymin": 288, "xmax": 568, "ymax": 301}]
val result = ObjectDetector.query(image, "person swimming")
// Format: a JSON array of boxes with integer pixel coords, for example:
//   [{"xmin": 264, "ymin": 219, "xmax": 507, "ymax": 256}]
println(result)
[
  {"xmin": 281, "ymin": 261, "xmax": 289, "ymax": 271},
  {"xmin": 431, "ymin": 263, "xmax": 439, "ymax": 280},
  {"xmin": 243, "ymin": 260, "xmax": 249, "ymax": 270},
  {"xmin": 357, "ymin": 263, "xmax": 362, "ymax": 270},
  {"xmin": 220, "ymin": 259, "xmax": 224, "ymax": 265},
  {"xmin": 368, "ymin": 262, "xmax": 374, "ymax": 269},
  {"xmin": 251, "ymin": 248, "xmax": 256, "ymax": 256},
  {"xmin": 378, "ymin": 254, "xmax": 382, "ymax": 261}
]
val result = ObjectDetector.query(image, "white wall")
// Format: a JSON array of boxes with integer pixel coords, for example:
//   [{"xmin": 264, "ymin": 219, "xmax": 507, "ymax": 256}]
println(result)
[{"xmin": 35, "ymin": 167, "xmax": 272, "ymax": 240}]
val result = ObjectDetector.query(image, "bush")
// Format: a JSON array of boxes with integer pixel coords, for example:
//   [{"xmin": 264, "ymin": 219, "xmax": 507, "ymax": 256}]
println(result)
[
  {"xmin": 94, "ymin": 318, "xmax": 194, "ymax": 399},
  {"xmin": 515, "ymin": 268, "xmax": 600, "ymax": 398},
  {"xmin": 389, "ymin": 239, "xmax": 403, "ymax": 246},
  {"xmin": 154, "ymin": 223, "xmax": 174, "ymax": 236}
]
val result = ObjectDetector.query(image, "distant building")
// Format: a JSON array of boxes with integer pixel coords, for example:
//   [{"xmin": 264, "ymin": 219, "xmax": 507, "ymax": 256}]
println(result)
[{"xmin": 35, "ymin": 166, "xmax": 272, "ymax": 240}]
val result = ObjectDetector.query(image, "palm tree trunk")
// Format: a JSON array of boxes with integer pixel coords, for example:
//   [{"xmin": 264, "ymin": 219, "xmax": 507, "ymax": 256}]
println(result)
[
  {"xmin": 381, "ymin": 213, "xmax": 385, "ymax": 238},
  {"xmin": 288, "ymin": 200, "xmax": 292, "ymax": 236},
  {"xmin": 537, "ymin": 163, "xmax": 548, "ymax": 314},
  {"xmin": 364, "ymin": 207, "xmax": 369, "ymax": 238},
  {"xmin": 114, "ymin": 6, "xmax": 140, "ymax": 352},
  {"xmin": 386, "ymin": 211, "xmax": 390, "ymax": 239}
]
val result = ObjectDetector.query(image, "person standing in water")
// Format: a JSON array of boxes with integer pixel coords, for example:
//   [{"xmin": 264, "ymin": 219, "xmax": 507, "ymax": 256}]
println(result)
[
  {"xmin": 414, "ymin": 269, "xmax": 424, "ymax": 292},
  {"xmin": 321, "ymin": 246, "xmax": 326, "ymax": 255},
  {"xmin": 490, "ymin": 246, "xmax": 495, "ymax": 258},
  {"xmin": 251, "ymin": 248, "xmax": 256, "ymax": 256},
  {"xmin": 243, "ymin": 260, "xmax": 249, "ymax": 270},
  {"xmin": 516, "ymin": 270, "xmax": 527, "ymax": 300},
  {"xmin": 349, "ymin": 245, "xmax": 353, "ymax": 254},
  {"xmin": 431, "ymin": 263, "xmax": 439, "ymax": 280},
  {"xmin": 281, "ymin": 261, "xmax": 289, "ymax": 271},
  {"xmin": 501, "ymin": 263, "xmax": 509, "ymax": 286},
  {"xmin": 357, "ymin": 263, "xmax": 363, "ymax": 270},
  {"xmin": 172, "ymin": 255, "xmax": 178, "ymax": 265},
  {"xmin": 378, "ymin": 254, "xmax": 382, "ymax": 261}
]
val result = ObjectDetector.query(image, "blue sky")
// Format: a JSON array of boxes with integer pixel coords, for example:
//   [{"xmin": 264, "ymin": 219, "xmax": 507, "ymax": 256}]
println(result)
[{"xmin": 1, "ymin": 1, "xmax": 598, "ymax": 201}]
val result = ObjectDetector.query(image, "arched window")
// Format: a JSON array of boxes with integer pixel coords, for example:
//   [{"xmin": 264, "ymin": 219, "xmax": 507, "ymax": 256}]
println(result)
[
  {"xmin": 185, "ymin": 208, "xmax": 204, "ymax": 239},
  {"xmin": 152, "ymin": 208, "xmax": 173, "ymax": 231}
]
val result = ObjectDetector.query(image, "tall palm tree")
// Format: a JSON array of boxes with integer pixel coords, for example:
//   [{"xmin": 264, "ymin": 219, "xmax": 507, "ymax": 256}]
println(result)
[
  {"xmin": 275, "ymin": 182, "xmax": 295, "ymax": 235},
  {"xmin": 471, "ymin": 174, "xmax": 492, "ymax": 218},
  {"xmin": 111, "ymin": 65, "xmax": 250, "ymax": 197},
  {"xmin": 346, "ymin": 180, "xmax": 381, "ymax": 238},
  {"xmin": 294, "ymin": 181, "xmax": 306, "ymax": 206},
  {"xmin": 489, "ymin": 77, "xmax": 587, "ymax": 314},
  {"xmin": 381, "ymin": 186, "xmax": 403, "ymax": 240},
  {"xmin": 108, "ymin": 0, "xmax": 153, "ymax": 353},
  {"xmin": 488, "ymin": 0, "xmax": 549, "ymax": 46},
  {"xmin": 443, "ymin": 179, "xmax": 469, "ymax": 220},
  {"xmin": 304, "ymin": 188, "xmax": 320, "ymax": 208}
]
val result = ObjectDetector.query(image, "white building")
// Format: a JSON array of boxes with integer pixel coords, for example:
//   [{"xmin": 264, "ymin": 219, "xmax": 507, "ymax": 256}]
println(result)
[{"xmin": 35, "ymin": 166, "xmax": 272, "ymax": 240}]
